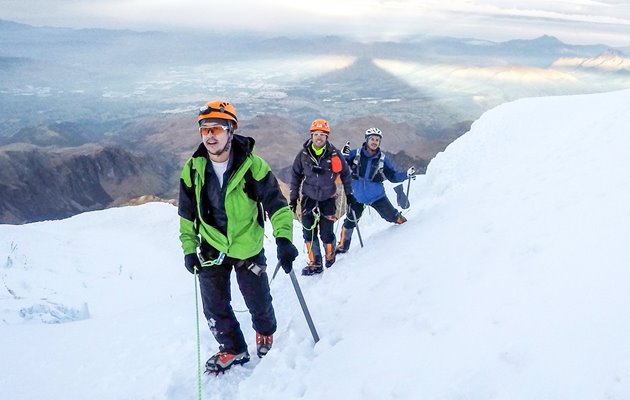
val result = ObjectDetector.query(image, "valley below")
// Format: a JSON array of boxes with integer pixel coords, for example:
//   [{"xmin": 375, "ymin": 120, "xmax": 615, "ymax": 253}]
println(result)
[{"xmin": 2, "ymin": 21, "xmax": 629, "ymax": 223}]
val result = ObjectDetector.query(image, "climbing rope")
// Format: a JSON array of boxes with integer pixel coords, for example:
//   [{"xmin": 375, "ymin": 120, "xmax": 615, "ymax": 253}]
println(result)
[{"xmin": 193, "ymin": 268, "xmax": 203, "ymax": 400}]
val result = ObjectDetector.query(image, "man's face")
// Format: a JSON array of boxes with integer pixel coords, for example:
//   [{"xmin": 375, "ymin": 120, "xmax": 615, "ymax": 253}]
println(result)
[
  {"xmin": 311, "ymin": 131, "xmax": 328, "ymax": 149},
  {"xmin": 200, "ymin": 123, "xmax": 230, "ymax": 155},
  {"xmin": 366, "ymin": 135, "xmax": 381, "ymax": 151}
]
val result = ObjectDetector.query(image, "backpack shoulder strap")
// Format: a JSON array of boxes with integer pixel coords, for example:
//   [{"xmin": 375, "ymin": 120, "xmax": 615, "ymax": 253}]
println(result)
[
  {"xmin": 368, "ymin": 152, "xmax": 386, "ymax": 181},
  {"xmin": 353, "ymin": 150, "xmax": 361, "ymax": 166},
  {"xmin": 187, "ymin": 160, "xmax": 200, "ymax": 229},
  {"xmin": 242, "ymin": 163, "xmax": 267, "ymax": 222}
]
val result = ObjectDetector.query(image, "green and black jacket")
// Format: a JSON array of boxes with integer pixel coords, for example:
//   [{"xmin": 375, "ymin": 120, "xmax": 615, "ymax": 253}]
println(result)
[{"xmin": 178, "ymin": 134, "xmax": 293, "ymax": 260}]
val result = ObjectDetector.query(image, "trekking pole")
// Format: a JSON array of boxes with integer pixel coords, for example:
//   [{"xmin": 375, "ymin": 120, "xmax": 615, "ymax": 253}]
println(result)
[
  {"xmin": 289, "ymin": 267, "xmax": 320, "ymax": 343},
  {"xmin": 351, "ymin": 208, "xmax": 364, "ymax": 248}
]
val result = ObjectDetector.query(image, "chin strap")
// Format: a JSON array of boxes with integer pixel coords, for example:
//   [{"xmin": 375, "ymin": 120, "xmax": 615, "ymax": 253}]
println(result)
[{"xmin": 209, "ymin": 133, "xmax": 233, "ymax": 157}]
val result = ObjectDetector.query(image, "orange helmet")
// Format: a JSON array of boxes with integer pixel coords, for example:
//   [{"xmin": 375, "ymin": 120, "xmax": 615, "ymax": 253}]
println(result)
[
  {"xmin": 309, "ymin": 118, "xmax": 330, "ymax": 134},
  {"xmin": 198, "ymin": 100, "xmax": 238, "ymax": 129}
]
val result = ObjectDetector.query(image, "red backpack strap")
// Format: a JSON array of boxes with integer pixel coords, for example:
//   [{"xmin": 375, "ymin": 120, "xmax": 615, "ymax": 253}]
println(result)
[{"xmin": 331, "ymin": 153, "xmax": 342, "ymax": 173}]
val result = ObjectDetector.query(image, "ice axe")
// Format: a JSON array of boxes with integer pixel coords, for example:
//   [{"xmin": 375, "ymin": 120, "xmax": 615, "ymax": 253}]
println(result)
[
  {"xmin": 289, "ymin": 268, "xmax": 320, "ymax": 343},
  {"xmin": 394, "ymin": 168, "xmax": 415, "ymax": 209},
  {"xmin": 270, "ymin": 260, "xmax": 283, "ymax": 283},
  {"xmin": 270, "ymin": 261, "xmax": 320, "ymax": 343},
  {"xmin": 351, "ymin": 208, "xmax": 364, "ymax": 248}
]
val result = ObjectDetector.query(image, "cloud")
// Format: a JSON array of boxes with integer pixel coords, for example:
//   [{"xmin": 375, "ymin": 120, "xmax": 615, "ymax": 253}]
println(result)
[{"xmin": 2, "ymin": 0, "xmax": 630, "ymax": 46}]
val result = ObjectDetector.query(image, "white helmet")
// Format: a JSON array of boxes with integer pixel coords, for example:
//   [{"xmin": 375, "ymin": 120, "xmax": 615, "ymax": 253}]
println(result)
[{"xmin": 365, "ymin": 127, "xmax": 383, "ymax": 140}]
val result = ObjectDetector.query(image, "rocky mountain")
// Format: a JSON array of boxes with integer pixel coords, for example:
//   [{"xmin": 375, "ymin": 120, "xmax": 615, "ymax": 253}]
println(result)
[
  {"xmin": 0, "ymin": 109, "xmax": 458, "ymax": 224},
  {"xmin": 128, "ymin": 113, "xmax": 460, "ymax": 183},
  {"xmin": 0, "ymin": 122, "xmax": 105, "ymax": 147},
  {"xmin": 0, "ymin": 143, "xmax": 175, "ymax": 224}
]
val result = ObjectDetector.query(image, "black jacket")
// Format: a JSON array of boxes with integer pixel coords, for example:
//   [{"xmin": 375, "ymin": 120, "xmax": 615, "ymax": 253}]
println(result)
[{"xmin": 290, "ymin": 140, "xmax": 353, "ymax": 203}]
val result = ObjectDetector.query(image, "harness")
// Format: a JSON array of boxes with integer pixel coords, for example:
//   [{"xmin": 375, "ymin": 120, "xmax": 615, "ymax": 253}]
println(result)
[
  {"xmin": 351, "ymin": 150, "xmax": 386, "ymax": 182},
  {"xmin": 198, "ymin": 243, "xmax": 264, "ymax": 275}
]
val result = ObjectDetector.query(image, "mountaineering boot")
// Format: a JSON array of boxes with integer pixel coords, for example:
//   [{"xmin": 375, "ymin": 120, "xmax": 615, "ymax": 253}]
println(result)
[
  {"xmin": 324, "ymin": 242, "xmax": 336, "ymax": 268},
  {"xmin": 335, "ymin": 227, "xmax": 353, "ymax": 254},
  {"xmin": 395, "ymin": 213, "xmax": 407, "ymax": 225},
  {"xmin": 205, "ymin": 350, "xmax": 250, "ymax": 374},
  {"xmin": 302, "ymin": 241, "xmax": 324, "ymax": 275},
  {"xmin": 256, "ymin": 332, "xmax": 273, "ymax": 358},
  {"xmin": 301, "ymin": 258, "xmax": 323, "ymax": 275}
]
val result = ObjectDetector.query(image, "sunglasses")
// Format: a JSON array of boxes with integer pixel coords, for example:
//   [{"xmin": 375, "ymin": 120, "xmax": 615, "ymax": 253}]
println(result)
[{"xmin": 199, "ymin": 125, "xmax": 229, "ymax": 136}]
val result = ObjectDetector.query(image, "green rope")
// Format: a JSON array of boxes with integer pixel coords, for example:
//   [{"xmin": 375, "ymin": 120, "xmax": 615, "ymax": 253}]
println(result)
[
  {"xmin": 303, "ymin": 207, "xmax": 321, "ymax": 266},
  {"xmin": 200, "ymin": 252, "xmax": 225, "ymax": 268},
  {"xmin": 194, "ymin": 268, "xmax": 203, "ymax": 400},
  {"xmin": 199, "ymin": 252, "xmax": 252, "ymax": 314},
  {"xmin": 303, "ymin": 207, "xmax": 320, "ymax": 232}
]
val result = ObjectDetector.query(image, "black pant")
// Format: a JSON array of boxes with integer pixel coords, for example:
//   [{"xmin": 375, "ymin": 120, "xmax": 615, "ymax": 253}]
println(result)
[
  {"xmin": 342, "ymin": 195, "xmax": 400, "ymax": 229},
  {"xmin": 197, "ymin": 250, "xmax": 276, "ymax": 354},
  {"xmin": 300, "ymin": 196, "xmax": 337, "ymax": 244}
]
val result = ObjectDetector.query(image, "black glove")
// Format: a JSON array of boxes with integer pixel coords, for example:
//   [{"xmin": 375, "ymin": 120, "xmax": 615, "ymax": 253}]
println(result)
[
  {"xmin": 341, "ymin": 141, "xmax": 351, "ymax": 156},
  {"xmin": 276, "ymin": 237, "xmax": 298, "ymax": 273},
  {"xmin": 184, "ymin": 253, "xmax": 201, "ymax": 274},
  {"xmin": 346, "ymin": 193, "xmax": 359, "ymax": 207},
  {"xmin": 289, "ymin": 199, "xmax": 297, "ymax": 213}
]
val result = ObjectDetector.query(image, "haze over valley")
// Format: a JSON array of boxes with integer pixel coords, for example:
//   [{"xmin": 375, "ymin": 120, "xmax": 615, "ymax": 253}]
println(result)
[{"xmin": 1, "ymin": 20, "xmax": 630, "ymax": 223}]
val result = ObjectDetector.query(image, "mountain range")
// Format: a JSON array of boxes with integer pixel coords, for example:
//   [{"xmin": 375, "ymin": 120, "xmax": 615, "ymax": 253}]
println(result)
[
  {"xmin": 1, "ymin": 20, "xmax": 629, "ymax": 223},
  {"xmin": 551, "ymin": 49, "xmax": 630, "ymax": 72},
  {"xmin": 0, "ymin": 143, "xmax": 174, "ymax": 223}
]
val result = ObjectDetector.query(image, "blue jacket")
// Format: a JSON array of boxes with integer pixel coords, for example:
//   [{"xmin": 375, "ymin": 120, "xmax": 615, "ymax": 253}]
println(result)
[{"xmin": 345, "ymin": 144, "xmax": 407, "ymax": 205}]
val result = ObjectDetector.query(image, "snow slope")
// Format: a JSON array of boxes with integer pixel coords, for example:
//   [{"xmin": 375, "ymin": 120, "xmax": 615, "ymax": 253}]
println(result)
[{"xmin": 2, "ymin": 89, "xmax": 630, "ymax": 400}]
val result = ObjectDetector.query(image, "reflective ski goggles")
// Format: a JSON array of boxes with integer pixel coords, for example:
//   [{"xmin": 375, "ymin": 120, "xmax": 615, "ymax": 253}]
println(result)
[{"xmin": 199, "ymin": 124, "xmax": 229, "ymax": 136}]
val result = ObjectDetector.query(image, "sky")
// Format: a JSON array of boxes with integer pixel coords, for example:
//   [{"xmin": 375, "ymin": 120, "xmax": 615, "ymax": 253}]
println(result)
[
  {"xmin": 2, "ymin": 88, "xmax": 630, "ymax": 399},
  {"xmin": 2, "ymin": 0, "xmax": 630, "ymax": 46}
]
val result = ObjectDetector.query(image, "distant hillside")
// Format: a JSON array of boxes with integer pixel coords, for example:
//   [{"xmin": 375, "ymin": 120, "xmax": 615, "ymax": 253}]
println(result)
[
  {"xmin": 0, "ymin": 143, "xmax": 176, "ymax": 224},
  {"xmin": 0, "ymin": 111, "xmax": 463, "ymax": 223},
  {"xmin": 0, "ymin": 122, "xmax": 105, "ymax": 147},
  {"xmin": 552, "ymin": 49, "xmax": 630, "ymax": 72},
  {"xmin": 131, "ymin": 113, "xmax": 460, "ymax": 181}
]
